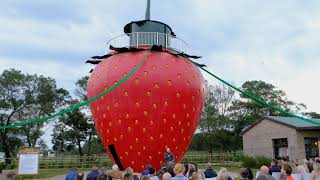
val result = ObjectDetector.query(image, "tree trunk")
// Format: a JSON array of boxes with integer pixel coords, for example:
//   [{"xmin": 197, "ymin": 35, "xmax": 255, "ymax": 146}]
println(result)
[
  {"xmin": 26, "ymin": 135, "xmax": 32, "ymax": 147},
  {"xmin": 77, "ymin": 138, "xmax": 84, "ymax": 164},
  {"xmin": 86, "ymin": 126, "xmax": 95, "ymax": 156},
  {"xmin": 1, "ymin": 137, "xmax": 12, "ymax": 164},
  {"xmin": 77, "ymin": 138, "xmax": 84, "ymax": 157}
]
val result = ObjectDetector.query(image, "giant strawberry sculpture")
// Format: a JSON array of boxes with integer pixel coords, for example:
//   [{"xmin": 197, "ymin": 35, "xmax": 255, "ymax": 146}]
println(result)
[{"xmin": 87, "ymin": 6, "xmax": 205, "ymax": 171}]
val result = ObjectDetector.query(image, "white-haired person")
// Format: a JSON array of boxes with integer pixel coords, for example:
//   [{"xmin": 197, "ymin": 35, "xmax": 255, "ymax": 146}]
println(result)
[
  {"xmin": 217, "ymin": 168, "xmax": 233, "ymax": 180},
  {"xmin": 297, "ymin": 159, "xmax": 310, "ymax": 180},
  {"xmin": 311, "ymin": 162, "xmax": 320, "ymax": 180}
]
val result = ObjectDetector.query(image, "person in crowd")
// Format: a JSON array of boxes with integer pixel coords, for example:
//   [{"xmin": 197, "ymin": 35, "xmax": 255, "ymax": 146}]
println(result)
[
  {"xmin": 87, "ymin": 165, "xmax": 100, "ymax": 180},
  {"xmin": 193, "ymin": 163, "xmax": 198, "ymax": 173},
  {"xmin": 187, "ymin": 163, "xmax": 197, "ymax": 179},
  {"xmin": 239, "ymin": 168, "xmax": 249, "ymax": 180},
  {"xmin": 162, "ymin": 172, "xmax": 172, "ymax": 180},
  {"xmin": 257, "ymin": 175, "xmax": 270, "ymax": 180},
  {"xmin": 0, "ymin": 169, "xmax": 5, "ymax": 180},
  {"xmin": 310, "ymin": 159, "xmax": 315, "ymax": 164},
  {"xmin": 184, "ymin": 163, "xmax": 189, "ymax": 176},
  {"xmin": 307, "ymin": 161, "xmax": 314, "ymax": 173},
  {"xmin": 280, "ymin": 164, "xmax": 294, "ymax": 180},
  {"xmin": 315, "ymin": 158, "xmax": 320, "ymax": 164},
  {"xmin": 297, "ymin": 159, "xmax": 310, "ymax": 180},
  {"xmin": 149, "ymin": 168, "xmax": 159, "ymax": 180},
  {"xmin": 311, "ymin": 162, "xmax": 320, "ymax": 180},
  {"xmin": 123, "ymin": 167, "xmax": 135, "ymax": 180},
  {"xmin": 98, "ymin": 174, "xmax": 109, "ymax": 180},
  {"xmin": 141, "ymin": 176, "xmax": 151, "ymax": 180},
  {"xmin": 158, "ymin": 171, "xmax": 164, "ymax": 180},
  {"xmin": 269, "ymin": 159, "xmax": 281, "ymax": 175},
  {"xmin": 279, "ymin": 159, "xmax": 286, "ymax": 168},
  {"xmin": 172, "ymin": 163, "xmax": 188, "ymax": 180},
  {"xmin": 247, "ymin": 168, "xmax": 254, "ymax": 180},
  {"xmin": 164, "ymin": 148, "xmax": 175, "ymax": 164},
  {"xmin": 287, "ymin": 161, "xmax": 298, "ymax": 174},
  {"xmin": 217, "ymin": 168, "xmax": 232, "ymax": 180},
  {"xmin": 168, "ymin": 166, "xmax": 175, "ymax": 177},
  {"xmin": 204, "ymin": 163, "xmax": 217, "ymax": 178},
  {"xmin": 259, "ymin": 166, "xmax": 275, "ymax": 180},
  {"xmin": 99, "ymin": 166, "xmax": 107, "ymax": 174},
  {"xmin": 160, "ymin": 165, "xmax": 169, "ymax": 174},
  {"xmin": 77, "ymin": 172, "xmax": 85, "ymax": 180},
  {"xmin": 142, "ymin": 164, "xmax": 153, "ymax": 176},
  {"xmin": 109, "ymin": 164, "xmax": 122, "ymax": 180},
  {"xmin": 6, "ymin": 171, "xmax": 15, "ymax": 180},
  {"xmin": 66, "ymin": 165, "xmax": 78, "ymax": 180},
  {"xmin": 191, "ymin": 172, "xmax": 205, "ymax": 180}
]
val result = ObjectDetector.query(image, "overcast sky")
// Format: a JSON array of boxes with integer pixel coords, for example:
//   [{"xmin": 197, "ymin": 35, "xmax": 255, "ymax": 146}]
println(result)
[{"xmin": 1, "ymin": 1, "xmax": 320, "ymax": 147}]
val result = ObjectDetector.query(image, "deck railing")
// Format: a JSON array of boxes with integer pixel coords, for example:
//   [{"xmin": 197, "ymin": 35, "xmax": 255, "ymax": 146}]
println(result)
[{"xmin": 106, "ymin": 32, "xmax": 189, "ymax": 53}]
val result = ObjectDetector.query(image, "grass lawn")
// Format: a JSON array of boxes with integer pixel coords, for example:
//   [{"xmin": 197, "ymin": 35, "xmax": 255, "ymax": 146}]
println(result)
[{"xmin": 13, "ymin": 168, "xmax": 90, "ymax": 179}]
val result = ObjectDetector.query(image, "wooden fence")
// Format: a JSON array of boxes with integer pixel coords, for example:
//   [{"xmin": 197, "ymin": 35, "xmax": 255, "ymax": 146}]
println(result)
[{"xmin": 0, "ymin": 152, "xmax": 243, "ymax": 170}]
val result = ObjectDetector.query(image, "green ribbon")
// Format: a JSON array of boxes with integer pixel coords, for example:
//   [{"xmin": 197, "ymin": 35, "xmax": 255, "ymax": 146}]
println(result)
[
  {"xmin": 0, "ymin": 48, "xmax": 152, "ymax": 129},
  {"xmin": 193, "ymin": 63, "xmax": 320, "ymax": 126},
  {"xmin": 1, "ymin": 48, "xmax": 318, "ymax": 129}
]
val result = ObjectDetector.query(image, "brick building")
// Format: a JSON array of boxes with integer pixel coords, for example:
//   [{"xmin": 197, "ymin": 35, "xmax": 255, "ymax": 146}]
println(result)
[{"xmin": 242, "ymin": 116, "xmax": 320, "ymax": 160}]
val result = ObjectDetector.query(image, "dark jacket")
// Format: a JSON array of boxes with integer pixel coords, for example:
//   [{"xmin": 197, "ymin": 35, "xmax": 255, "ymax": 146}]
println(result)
[
  {"xmin": 164, "ymin": 151, "xmax": 175, "ymax": 162},
  {"xmin": 66, "ymin": 170, "xmax": 77, "ymax": 180},
  {"xmin": 269, "ymin": 165, "xmax": 281, "ymax": 175},
  {"xmin": 204, "ymin": 169, "xmax": 217, "ymax": 178},
  {"xmin": 86, "ymin": 170, "xmax": 100, "ymax": 180}
]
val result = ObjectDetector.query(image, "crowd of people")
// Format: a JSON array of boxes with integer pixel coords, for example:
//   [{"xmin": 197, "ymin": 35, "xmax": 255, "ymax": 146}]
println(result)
[
  {"xmin": 65, "ymin": 156, "xmax": 320, "ymax": 180},
  {"xmin": 66, "ymin": 162, "xmax": 214, "ymax": 180},
  {"xmin": 239, "ymin": 157, "xmax": 320, "ymax": 180}
]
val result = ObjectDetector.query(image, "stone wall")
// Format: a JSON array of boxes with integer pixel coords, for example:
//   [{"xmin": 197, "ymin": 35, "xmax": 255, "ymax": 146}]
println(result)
[{"xmin": 243, "ymin": 119, "xmax": 299, "ymax": 159}]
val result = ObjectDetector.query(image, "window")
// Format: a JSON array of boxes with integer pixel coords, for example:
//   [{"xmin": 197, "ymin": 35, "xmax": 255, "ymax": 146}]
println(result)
[
  {"xmin": 273, "ymin": 138, "xmax": 288, "ymax": 159},
  {"xmin": 305, "ymin": 138, "xmax": 319, "ymax": 159}
]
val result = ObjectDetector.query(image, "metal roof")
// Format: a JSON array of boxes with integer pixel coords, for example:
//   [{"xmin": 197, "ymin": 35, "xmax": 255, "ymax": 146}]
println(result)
[
  {"xmin": 241, "ymin": 116, "xmax": 320, "ymax": 135},
  {"xmin": 266, "ymin": 116, "xmax": 320, "ymax": 128}
]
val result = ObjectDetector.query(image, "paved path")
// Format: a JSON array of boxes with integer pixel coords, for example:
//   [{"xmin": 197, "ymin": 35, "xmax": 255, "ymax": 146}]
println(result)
[{"xmin": 34, "ymin": 171, "xmax": 90, "ymax": 180}]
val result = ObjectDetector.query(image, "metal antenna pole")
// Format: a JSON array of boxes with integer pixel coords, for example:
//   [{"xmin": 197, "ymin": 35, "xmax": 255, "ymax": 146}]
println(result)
[{"xmin": 145, "ymin": 0, "xmax": 151, "ymax": 20}]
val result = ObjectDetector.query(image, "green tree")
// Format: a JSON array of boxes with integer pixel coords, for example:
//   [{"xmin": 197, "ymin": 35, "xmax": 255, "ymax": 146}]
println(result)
[
  {"xmin": 304, "ymin": 112, "xmax": 320, "ymax": 119},
  {"xmin": 233, "ymin": 80, "xmax": 305, "ymax": 120},
  {"xmin": 74, "ymin": 76, "xmax": 97, "ymax": 155},
  {"xmin": 52, "ymin": 76, "xmax": 96, "ymax": 156},
  {"xmin": 52, "ymin": 106, "xmax": 91, "ymax": 156},
  {"xmin": 198, "ymin": 82, "xmax": 235, "ymax": 152},
  {"xmin": 0, "ymin": 69, "xmax": 68, "ymax": 160},
  {"xmin": 82, "ymin": 136, "xmax": 105, "ymax": 154}
]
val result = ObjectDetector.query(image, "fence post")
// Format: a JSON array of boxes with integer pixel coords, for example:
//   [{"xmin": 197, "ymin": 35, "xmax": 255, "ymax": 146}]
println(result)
[
  {"xmin": 136, "ymin": 33, "xmax": 139, "ymax": 48},
  {"xmin": 156, "ymin": 33, "xmax": 159, "ymax": 45}
]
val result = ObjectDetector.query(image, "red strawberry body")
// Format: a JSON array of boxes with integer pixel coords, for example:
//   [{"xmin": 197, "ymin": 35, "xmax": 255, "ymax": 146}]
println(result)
[{"xmin": 87, "ymin": 49, "xmax": 205, "ymax": 171}]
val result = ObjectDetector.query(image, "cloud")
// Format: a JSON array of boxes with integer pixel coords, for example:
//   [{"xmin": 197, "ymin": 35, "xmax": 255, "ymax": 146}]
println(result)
[
  {"xmin": 181, "ymin": 0, "xmax": 320, "ymax": 112},
  {"xmin": 0, "ymin": 56, "xmax": 90, "ymax": 90}
]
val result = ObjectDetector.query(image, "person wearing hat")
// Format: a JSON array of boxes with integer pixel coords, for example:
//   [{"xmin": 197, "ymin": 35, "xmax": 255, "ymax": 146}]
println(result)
[{"xmin": 108, "ymin": 164, "xmax": 122, "ymax": 180}]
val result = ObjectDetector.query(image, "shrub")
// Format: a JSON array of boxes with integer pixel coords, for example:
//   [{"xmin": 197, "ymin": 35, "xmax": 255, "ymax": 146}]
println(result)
[
  {"xmin": 241, "ymin": 155, "xmax": 257, "ymax": 169},
  {"xmin": 256, "ymin": 156, "xmax": 272, "ymax": 167},
  {"xmin": 241, "ymin": 155, "xmax": 272, "ymax": 169},
  {"xmin": 0, "ymin": 162, "xmax": 5, "ymax": 171}
]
